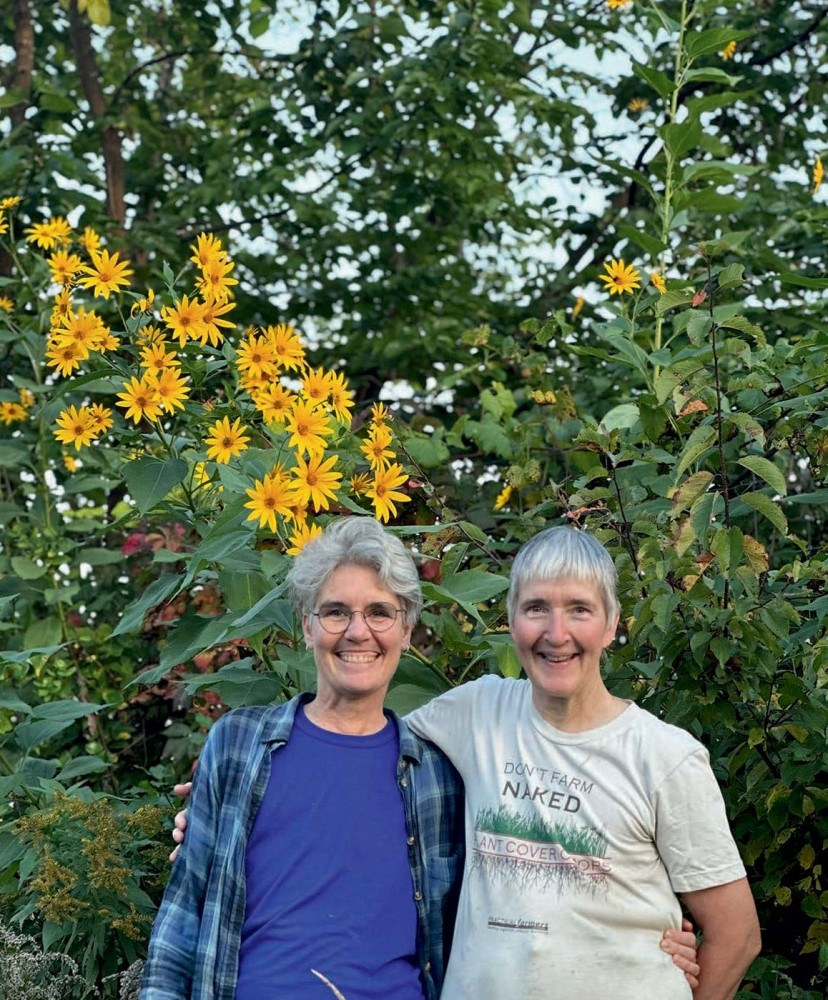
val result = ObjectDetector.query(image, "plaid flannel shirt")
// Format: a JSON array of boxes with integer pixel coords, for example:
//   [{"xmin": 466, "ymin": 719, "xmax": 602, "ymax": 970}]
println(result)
[{"xmin": 141, "ymin": 694, "xmax": 464, "ymax": 1000}]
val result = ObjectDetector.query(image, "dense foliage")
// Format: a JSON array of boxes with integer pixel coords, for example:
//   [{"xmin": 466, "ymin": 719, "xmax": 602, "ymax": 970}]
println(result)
[{"xmin": 0, "ymin": 0, "xmax": 826, "ymax": 996}]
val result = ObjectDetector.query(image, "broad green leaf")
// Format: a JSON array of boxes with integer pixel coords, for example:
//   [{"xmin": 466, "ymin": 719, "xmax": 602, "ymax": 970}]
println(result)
[
  {"xmin": 669, "ymin": 471, "xmax": 714, "ymax": 514},
  {"xmin": 78, "ymin": 547, "xmax": 125, "ymax": 565},
  {"xmin": 660, "ymin": 118, "xmax": 702, "ymax": 161},
  {"xmin": 385, "ymin": 683, "xmax": 444, "ymax": 715},
  {"xmin": 10, "ymin": 556, "xmax": 47, "ymax": 580},
  {"xmin": 737, "ymin": 456, "xmax": 787, "ymax": 497},
  {"xmin": 617, "ymin": 225, "xmax": 666, "ymax": 258},
  {"xmin": 218, "ymin": 569, "xmax": 272, "ymax": 614},
  {"xmin": 683, "ymin": 68, "xmax": 743, "ymax": 87},
  {"xmin": 437, "ymin": 569, "xmax": 510, "ymax": 606},
  {"xmin": 775, "ymin": 271, "xmax": 828, "ymax": 290},
  {"xmin": 631, "ymin": 61, "xmax": 674, "ymax": 100},
  {"xmin": 182, "ymin": 660, "xmax": 283, "ymax": 708},
  {"xmin": 57, "ymin": 756, "xmax": 109, "ymax": 782},
  {"xmin": 739, "ymin": 492, "xmax": 788, "ymax": 535},
  {"xmin": 716, "ymin": 263, "xmax": 744, "ymax": 289},
  {"xmin": 675, "ymin": 425, "xmax": 716, "ymax": 479},
  {"xmin": 112, "ymin": 573, "xmax": 182, "ymax": 636},
  {"xmin": 124, "ymin": 457, "xmax": 188, "ymax": 515},
  {"xmin": 405, "ymin": 430, "xmax": 450, "ymax": 469},
  {"xmin": 685, "ymin": 27, "xmax": 753, "ymax": 60}
]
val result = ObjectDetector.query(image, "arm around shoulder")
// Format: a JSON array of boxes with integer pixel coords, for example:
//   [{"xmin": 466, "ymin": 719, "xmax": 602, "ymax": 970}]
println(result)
[{"xmin": 681, "ymin": 877, "xmax": 761, "ymax": 1000}]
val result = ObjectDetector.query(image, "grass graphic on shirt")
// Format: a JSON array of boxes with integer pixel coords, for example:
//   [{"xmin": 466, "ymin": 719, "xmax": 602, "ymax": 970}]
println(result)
[{"xmin": 472, "ymin": 805, "xmax": 610, "ymax": 895}]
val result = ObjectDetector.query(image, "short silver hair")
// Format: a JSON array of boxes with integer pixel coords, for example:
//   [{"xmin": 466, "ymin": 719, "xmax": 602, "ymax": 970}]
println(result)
[
  {"xmin": 286, "ymin": 517, "xmax": 423, "ymax": 625},
  {"xmin": 507, "ymin": 526, "xmax": 620, "ymax": 624}
]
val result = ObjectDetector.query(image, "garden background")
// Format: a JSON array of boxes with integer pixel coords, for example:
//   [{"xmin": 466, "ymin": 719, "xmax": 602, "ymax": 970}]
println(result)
[{"xmin": 0, "ymin": 0, "xmax": 826, "ymax": 997}]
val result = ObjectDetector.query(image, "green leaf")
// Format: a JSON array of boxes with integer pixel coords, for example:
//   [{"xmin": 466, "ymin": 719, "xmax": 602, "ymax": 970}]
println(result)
[
  {"xmin": 670, "ymin": 471, "xmax": 715, "ymax": 514},
  {"xmin": 739, "ymin": 492, "xmax": 788, "ymax": 535},
  {"xmin": 218, "ymin": 570, "xmax": 272, "ymax": 614},
  {"xmin": 683, "ymin": 68, "xmax": 743, "ymax": 87},
  {"xmin": 660, "ymin": 118, "xmax": 702, "ymax": 161},
  {"xmin": 78, "ymin": 547, "xmax": 126, "ymax": 565},
  {"xmin": 10, "ymin": 556, "xmax": 47, "ymax": 580},
  {"xmin": 112, "ymin": 574, "xmax": 182, "ymax": 637},
  {"xmin": 617, "ymin": 226, "xmax": 666, "ymax": 258},
  {"xmin": 437, "ymin": 569, "xmax": 510, "ymax": 606},
  {"xmin": 182, "ymin": 660, "xmax": 283, "ymax": 708},
  {"xmin": 57, "ymin": 756, "xmax": 109, "ymax": 782},
  {"xmin": 631, "ymin": 61, "xmax": 674, "ymax": 100},
  {"xmin": 685, "ymin": 27, "xmax": 753, "ymax": 60},
  {"xmin": 775, "ymin": 271, "xmax": 828, "ymax": 290},
  {"xmin": 737, "ymin": 456, "xmax": 787, "ymax": 497},
  {"xmin": 675, "ymin": 425, "xmax": 716, "ymax": 479},
  {"xmin": 716, "ymin": 263, "xmax": 744, "ymax": 289},
  {"xmin": 124, "ymin": 457, "xmax": 188, "ymax": 515}
]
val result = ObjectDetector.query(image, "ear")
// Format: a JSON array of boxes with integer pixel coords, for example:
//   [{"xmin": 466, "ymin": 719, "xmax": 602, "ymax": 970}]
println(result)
[
  {"xmin": 302, "ymin": 614, "xmax": 314, "ymax": 648},
  {"xmin": 603, "ymin": 612, "xmax": 620, "ymax": 648},
  {"xmin": 401, "ymin": 620, "xmax": 413, "ymax": 649}
]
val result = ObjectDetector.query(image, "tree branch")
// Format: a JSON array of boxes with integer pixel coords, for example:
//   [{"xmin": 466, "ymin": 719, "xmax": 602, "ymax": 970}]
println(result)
[{"xmin": 10, "ymin": 0, "xmax": 34, "ymax": 130}]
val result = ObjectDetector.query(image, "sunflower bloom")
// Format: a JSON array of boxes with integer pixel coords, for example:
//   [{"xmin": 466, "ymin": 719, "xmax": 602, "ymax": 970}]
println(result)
[
  {"xmin": 367, "ymin": 463, "xmax": 411, "ymax": 523},
  {"xmin": 287, "ymin": 521, "xmax": 324, "ymax": 556},
  {"xmin": 53, "ymin": 307, "xmax": 107, "ymax": 352},
  {"xmin": 627, "ymin": 97, "xmax": 649, "ymax": 113},
  {"xmin": 161, "ymin": 294, "xmax": 209, "ymax": 347},
  {"xmin": 0, "ymin": 212, "xmax": 8, "ymax": 236},
  {"xmin": 51, "ymin": 289, "xmax": 73, "ymax": 324},
  {"xmin": 606, "ymin": 0, "xmax": 631, "ymax": 8},
  {"xmin": 140, "ymin": 341, "xmax": 181, "ymax": 373},
  {"xmin": 650, "ymin": 271, "xmax": 667, "ymax": 295},
  {"xmin": 18, "ymin": 388, "xmax": 34, "ymax": 407},
  {"xmin": 0, "ymin": 296, "xmax": 13, "ymax": 312},
  {"xmin": 360, "ymin": 423, "xmax": 395, "ymax": 470},
  {"xmin": 572, "ymin": 296, "xmax": 585, "ymax": 319},
  {"xmin": 244, "ymin": 466, "xmax": 294, "ymax": 532},
  {"xmin": 54, "ymin": 405, "xmax": 97, "ymax": 450},
  {"xmin": 136, "ymin": 324, "xmax": 165, "ymax": 348},
  {"xmin": 600, "ymin": 258, "xmax": 641, "ymax": 296},
  {"xmin": 80, "ymin": 227, "xmax": 101, "ymax": 254},
  {"xmin": 370, "ymin": 402, "xmax": 391, "ymax": 425},
  {"xmin": 46, "ymin": 337, "xmax": 89, "ymax": 377},
  {"xmin": 235, "ymin": 332, "xmax": 277, "ymax": 380},
  {"xmin": 197, "ymin": 256, "xmax": 238, "ymax": 304},
  {"xmin": 264, "ymin": 323, "xmax": 306, "ymax": 372},
  {"xmin": 131, "ymin": 289, "xmax": 156, "ymax": 316},
  {"xmin": 0, "ymin": 401, "xmax": 28, "ymax": 425},
  {"xmin": 63, "ymin": 454, "xmax": 80, "ymax": 473},
  {"xmin": 253, "ymin": 382, "xmax": 296, "ymax": 427},
  {"xmin": 286, "ymin": 398, "xmax": 333, "ymax": 458},
  {"xmin": 0, "ymin": 196, "xmax": 21, "ymax": 210},
  {"xmin": 24, "ymin": 216, "xmax": 72, "ymax": 249},
  {"xmin": 327, "ymin": 371, "xmax": 355, "ymax": 425},
  {"xmin": 300, "ymin": 366, "xmax": 335, "ymax": 407},
  {"xmin": 190, "ymin": 232, "xmax": 226, "ymax": 270},
  {"xmin": 149, "ymin": 368, "xmax": 191, "ymax": 413},
  {"xmin": 494, "ymin": 484, "xmax": 513, "ymax": 511},
  {"xmin": 115, "ymin": 375, "xmax": 163, "ymax": 424},
  {"xmin": 201, "ymin": 297, "xmax": 235, "ymax": 345},
  {"xmin": 77, "ymin": 248, "xmax": 134, "ymax": 298},
  {"xmin": 350, "ymin": 473, "xmax": 371, "ymax": 496},
  {"xmin": 813, "ymin": 156, "xmax": 824, "ymax": 195},
  {"xmin": 204, "ymin": 416, "xmax": 250, "ymax": 463},
  {"xmin": 87, "ymin": 403, "xmax": 113, "ymax": 435},
  {"xmin": 721, "ymin": 41, "xmax": 737, "ymax": 61},
  {"xmin": 47, "ymin": 250, "xmax": 83, "ymax": 286},
  {"xmin": 290, "ymin": 452, "xmax": 342, "ymax": 512}
]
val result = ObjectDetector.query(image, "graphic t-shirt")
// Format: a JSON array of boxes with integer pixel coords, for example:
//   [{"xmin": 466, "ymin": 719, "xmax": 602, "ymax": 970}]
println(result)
[{"xmin": 407, "ymin": 677, "xmax": 746, "ymax": 1000}]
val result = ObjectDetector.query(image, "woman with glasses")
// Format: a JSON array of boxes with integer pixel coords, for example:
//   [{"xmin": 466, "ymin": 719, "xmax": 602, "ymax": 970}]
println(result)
[{"xmin": 141, "ymin": 517, "xmax": 464, "ymax": 1000}]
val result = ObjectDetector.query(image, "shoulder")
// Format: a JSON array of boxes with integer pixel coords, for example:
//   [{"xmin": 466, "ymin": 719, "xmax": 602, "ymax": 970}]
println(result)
[
  {"xmin": 207, "ymin": 698, "xmax": 299, "ymax": 750},
  {"xmin": 628, "ymin": 703, "xmax": 706, "ymax": 756}
]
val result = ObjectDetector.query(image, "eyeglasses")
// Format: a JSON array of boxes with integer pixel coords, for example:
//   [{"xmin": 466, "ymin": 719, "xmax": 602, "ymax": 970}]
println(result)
[{"xmin": 311, "ymin": 603, "xmax": 404, "ymax": 634}]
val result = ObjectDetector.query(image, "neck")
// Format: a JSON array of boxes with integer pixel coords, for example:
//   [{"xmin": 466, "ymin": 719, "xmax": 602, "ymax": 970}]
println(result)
[
  {"xmin": 533, "ymin": 684, "xmax": 627, "ymax": 733},
  {"xmin": 303, "ymin": 696, "xmax": 388, "ymax": 735}
]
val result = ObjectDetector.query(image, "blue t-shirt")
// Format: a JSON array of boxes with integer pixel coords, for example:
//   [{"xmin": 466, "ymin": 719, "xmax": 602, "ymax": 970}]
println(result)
[{"xmin": 235, "ymin": 707, "xmax": 425, "ymax": 1000}]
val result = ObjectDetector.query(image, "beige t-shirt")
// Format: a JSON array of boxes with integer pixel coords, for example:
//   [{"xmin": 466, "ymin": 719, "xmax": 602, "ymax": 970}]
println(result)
[{"xmin": 407, "ymin": 676, "xmax": 746, "ymax": 1000}]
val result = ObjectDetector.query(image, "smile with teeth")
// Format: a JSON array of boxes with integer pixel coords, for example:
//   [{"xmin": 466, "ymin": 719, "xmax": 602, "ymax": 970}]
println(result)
[
  {"xmin": 538, "ymin": 651, "xmax": 578, "ymax": 663},
  {"xmin": 337, "ymin": 651, "xmax": 379, "ymax": 663}
]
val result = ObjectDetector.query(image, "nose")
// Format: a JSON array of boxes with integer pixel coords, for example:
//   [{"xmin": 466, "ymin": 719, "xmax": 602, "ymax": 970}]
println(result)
[
  {"xmin": 542, "ymin": 611, "xmax": 568, "ymax": 644},
  {"xmin": 343, "ymin": 610, "xmax": 372, "ymax": 638}
]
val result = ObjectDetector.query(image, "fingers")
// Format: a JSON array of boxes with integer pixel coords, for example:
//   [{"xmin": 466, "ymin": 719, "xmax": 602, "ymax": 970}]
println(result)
[
  {"xmin": 660, "ymin": 929, "xmax": 700, "ymax": 989},
  {"xmin": 681, "ymin": 917, "xmax": 696, "ymax": 934},
  {"xmin": 173, "ymin": 782, "xmax": 193, "ymax": 799},
  {"xmin": 169, "ymin": 845, "xmax": 180, "ymax": 863}
]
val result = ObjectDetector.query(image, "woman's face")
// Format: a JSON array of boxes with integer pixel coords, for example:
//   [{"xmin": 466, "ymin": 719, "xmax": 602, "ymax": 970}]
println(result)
[{"xmin": 302, "ymin": 564, "xmax": 412, "ymax": 708}]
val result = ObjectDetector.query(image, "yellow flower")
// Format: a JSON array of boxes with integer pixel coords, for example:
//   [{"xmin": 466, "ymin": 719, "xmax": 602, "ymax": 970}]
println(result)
[
  {"xmin": 349, "ymin": 473, "xmax": 372, "ymax": 496},
  {"xmin": 48, "ymin": 250, "xmax": 83, "ymax": 286},
  {"xmin": 721, "ymin": 41, "xmax": 737, "ymax": 61},
  {"xmin": 201, "ymin": 297, "xmax": 235, "ymax": 345},
  {"xmin": 204, "ymin": 416, "xmax": 250, "ymax": 463},
  {"xmin": 131, "ymin": 288, "xmax": 156, "ymax": 316},
  {"xmin": 140, "ymin": 341, "xmax": 181, "ymax": 373},
  {"xmin": 149, "ymin": 368, "xmax": 190, "ymax": 413},
  {"xmin": 190, "ymin": 232, "xmax": 226, "ymax": 270},
  {"xmin": 813, "ymin": 156, "xmax": 824, "ymax": 195},
  {"xmin": 24, "ymin": 216, "xmax": 73, "ymax": 249},
  {"xmin": 290, "ymin": 452, "xmax": 343, "ymax": 512},
  {"xmin": 366, "ymin": 463, "xmax": 410, "ymax": 523},
  {"xmin": 192, "ymin": 462, "xmax": 212, "ymax": 489},
  {"xmin": 63, "ymin": 454, "xmax": 80, "ymax": 473},
  {"xmin": 606, "ymin": 0, "xmax": 632, "ymax": 8},
  {"xmin": 650, "ymin": 271, "xmax": 667, "ymax": 294},
  {"xmin": 253, "ymin": 382, "xmax": 295, "ymax": 427},
  {"xmin": 327, "ymin": 371, "xmax": 355, "ymax": 425},
  {"xmin": 572, "ymin": 295, "xmax": 585, "ymax": 318},
  {"xmin": 51, "ymin": 288, "xmax": 73, "ymax": 324},
  {"xmin": 244, "ymin": 466, "xmax": 294, "ymax": 532},
  {"xmin": 235, "ymin": 332, "xmax": 277, "ymax": 380},
  {"xmin": 627, "ymin": 97, "xmax": 649, "ymax": 113},
  {"xmin": 286, "ymin": 398, "xmax": 332, "ymax": 458},
  {"xmin": 196, "ymin": 255, "xmax": 238, "ymax": 304},
  {"xmin": 494, "ymin": 484, "xmax": 512, "ymax": 511},
  {"xmin": 264, "ymin": 323, "xmax": 306, "ymax": 372},
  {"xmin": 45, "ymin": 337, "xmax": 90, "ymax": 377},
  {"xmin": 301, "ymin": 366, "xmax": 335, "ymax": 407},
  {"xmin": 360, "ymin": 423, "xmax": 395, "ymax": 470},
  {"xmin": 53, "ymin": 306, "xmax": 107, "ymax": 352},
  {"xmin": 370, "ymin": 402, "xmax": 391, "ymax": 425},
  {"xmin": 54, "ymin": 405, "xmax": 96, "ymax": 450},
  {"xmin": 80, "ymin": 227, "xmax": 101, "ymax": 254},
  {"xmin": 136, "ymin": 324, "xmax": 165, "ymax": 347},
  {"xmin": 0, "ymin": 196, "xmax": 21, "ymax": 210},
  {"xmin": 18, "ymin": 388, "xmax": 35, "ymax": 407},
  {"xmin": 599, "ymin": 258, "xmax": 641, "ymax": 296},
  {"xmin": 87, "ymin": 403, "xmax": 113, "ymax": 435},
  {"xmin": 0, "ymin": 212, "xmax": 7, "ymax": 236},
  {"xmin": 0, "ymin": 295, "xmax": 13, "ymax": 312},
  {"xmin": 77, "ymin": 248, "xmax": 134, "ymax": 298},
  {"xmin": 115, "ymin": 375, "xmax": 164, "ymax": 424},
  {"xmin": 286, "ymin": 520, "xmax": 324, "ymax": 555},
  {"xmin": 161, "ymin": 294, "xmax": 208, "ymax": 347},
  {"xmin": 0, "ymin": 401, "xmax": 28, "ymax": 425}
]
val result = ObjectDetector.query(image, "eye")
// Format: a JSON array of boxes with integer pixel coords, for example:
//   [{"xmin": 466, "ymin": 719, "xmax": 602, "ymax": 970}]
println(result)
[
  {"xmin": 321, "ymin": 607, "xmax": 348, "ymax": 621},
  {"xmin": 523, "ymin": 603, "xmax": 546, "ymax": 617},
  {"xmin": 365, "ymin": 604, "xmax": 395, "ymax": 622}
]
